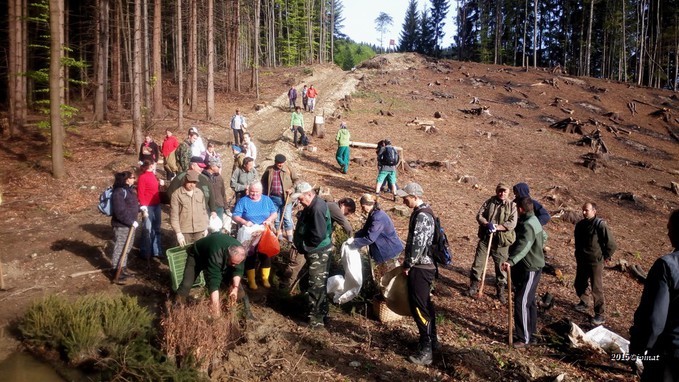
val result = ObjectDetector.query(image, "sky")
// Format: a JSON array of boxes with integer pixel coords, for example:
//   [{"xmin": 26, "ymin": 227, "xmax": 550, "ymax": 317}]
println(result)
[{"xmin": 341, "ymin": 0, "xmax": 457, "ymax": 49}]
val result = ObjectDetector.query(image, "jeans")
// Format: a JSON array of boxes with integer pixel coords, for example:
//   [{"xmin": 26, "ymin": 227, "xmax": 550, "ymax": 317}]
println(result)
[
  {"xmin": 269, "ymin": 194, "xmax": 293, "ymax": 231},
  {"xmin": 292, "ymin": 126, "xmax": 305, "ymax": 147},
  {"xmin": 141, "ymin": 205, "xmax": 162, "ymax": 258},
  {"xmin": 232, "ymin": 128, "xmax": 244, "ymax": 146}
]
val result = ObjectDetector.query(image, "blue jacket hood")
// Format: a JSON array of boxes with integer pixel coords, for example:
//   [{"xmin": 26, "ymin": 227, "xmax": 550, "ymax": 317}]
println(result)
[{"xmin": 513, "ymin": 182, "xmax": 531, "ymax": 198}]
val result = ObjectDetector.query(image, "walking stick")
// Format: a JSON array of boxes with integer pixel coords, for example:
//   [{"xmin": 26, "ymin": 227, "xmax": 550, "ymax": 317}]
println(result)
[
  {"xmin": 507, "ymin": 264, "xmax": 513, "ymax": 347},
  {"xmin": 113, "ymin": 223, "xmax": 137, "ymax": 283},
  {"xmin": 477, "ymin": 232, "xmax": 494, "ymax": 299}
]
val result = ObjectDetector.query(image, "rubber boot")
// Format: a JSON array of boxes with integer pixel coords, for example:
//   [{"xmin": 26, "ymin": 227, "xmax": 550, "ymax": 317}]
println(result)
[
  {"xmin": 261, "ymin": 267, "xmax": 271, "ymax": 288},
  {"xmin": 246, "ymin": 269, "xmax": 258, "ymax": 290}
]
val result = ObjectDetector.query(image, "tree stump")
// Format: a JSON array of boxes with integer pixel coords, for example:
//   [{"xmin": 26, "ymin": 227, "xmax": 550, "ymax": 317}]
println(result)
[{"xmin": 312, "ymin": 115, "xmax": 325, "ymax": 138}]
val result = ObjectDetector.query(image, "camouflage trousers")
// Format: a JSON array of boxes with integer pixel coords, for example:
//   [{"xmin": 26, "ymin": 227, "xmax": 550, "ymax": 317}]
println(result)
[{"xmin": 303, "ymin": 248, "xmax": 332, "ymax": 325}]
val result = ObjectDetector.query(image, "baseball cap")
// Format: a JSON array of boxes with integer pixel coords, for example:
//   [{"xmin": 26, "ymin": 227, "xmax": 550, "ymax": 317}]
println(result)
[
  {"xmin": 232, "ymin": 144, "xmax": 242, "ymax": 153},
  {"xmin": 185, "ymin": 170, "xmax": 200, "ymax": 182},
  {"xmin": 496, "ymin": 182, "xmax": 510, "ymax": 192},
  {"xmin": 395, "ymin": 182, "xmax": 424, "ymax": 198},
  {"xmin": 290, "ymin": 182, "xmax": 313, "ymax": 199},
  {"xmin": 190, "ymin": 156, "xmax": 206, "ymax": 168},
  {"xmin": 189, "ymin": 126, "xmax": 199, "ymax": 135}
]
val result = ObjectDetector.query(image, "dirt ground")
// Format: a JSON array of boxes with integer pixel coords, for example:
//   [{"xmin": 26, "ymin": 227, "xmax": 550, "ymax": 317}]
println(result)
[{"xmin": 1, "ymin": 53, "xmax": 678, "ymax": 381}]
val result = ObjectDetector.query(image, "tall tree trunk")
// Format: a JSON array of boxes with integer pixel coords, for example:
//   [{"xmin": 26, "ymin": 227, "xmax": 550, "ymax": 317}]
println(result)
[
  {"xmin": 50, "ymin": 0, "xmax": 65, "ymax": 178},
  {"xmin": 206, "ymin": 0, "xmax": 215, "ymax": 119},
  {"xmin": 8, "ymin": 0, "xmax": 17, "ymax": 135},
  {"xmin": 253, "ymin": 0, "xmax": 260, "ymax": 99},
  {"xmin": 133, "ymin": 0, "xmax": 143, "ymax": 148},
  {"xmin": 9, "ymin": 0, "xmax": 28, "ymax": 135},
  {"xmin": 152, "ymin": 0, "xmax": 163, "ymax": 117},
  {"xmin": 585, "ymin": 0, "xmax": 594, "ymax": 76},
  {"xmin": 494, "ymin": 0, "xmax": 501, "ymax": 65},
  {"xmin": 142, "ymin": 0, "xmax": 152, "ymax": 127},
  {"xmin": 533, "ymin": 0, "xmax": 537, "ymax": 67},
  {"xmin": 330, "ymin": 0, "xmax": 334, "ymax": 63},
  {"xmin": 637, "ymin": 0, "xmax": 647, "ymax": 85},
  {"xmin": 94, "ymin": 0, "xmax": 110, "ymax": 122},
  {"xmin": 186, "ymin": 0, "xmax": 197, "ymax": 110},
  {"xmin": 621, "ymin": 0, "xmax": 627, "ymax": 82},
  {"xmin": 112, "ymin": 0, "xmax": 122, "ymax": 111},
  {"xmin": 177, "ymin": 0, "xmax": 184, "ymax": 131},
  {"xmin": 226, "ymin": 0, "xmax": 239, "ymax": 92},
  {"xmin": 522, "ymin": 0, "xmax": 527, "ymax": 67}
]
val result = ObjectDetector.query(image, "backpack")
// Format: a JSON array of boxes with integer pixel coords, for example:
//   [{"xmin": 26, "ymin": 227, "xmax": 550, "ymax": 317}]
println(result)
[
  {"xmin": 420, "ymin": 207, "xmax": 452, "ymax": 267},
  {"xmin": 98, "ymin": 187, "xmax": 126, "ymax": 216},
  {"xmin": 300, "ymin": 134, "xmax": 310, "ymax": 146},
  {"xmin": 165, "ymin": 149, "xmax": 178, "ymax": 172},
  {"xmin": 380, "ymin": 146, "xmax": 398, "ymax": 166}
]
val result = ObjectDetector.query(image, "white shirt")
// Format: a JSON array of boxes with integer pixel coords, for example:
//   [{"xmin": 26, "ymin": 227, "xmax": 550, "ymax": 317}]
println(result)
[
  {"xmin": 191, "ymin": 136, "xmax": 206, "ymax": 157},
  {"xmin": 245, "ymin": 141, "xmax": 258, "ymax": 164}
]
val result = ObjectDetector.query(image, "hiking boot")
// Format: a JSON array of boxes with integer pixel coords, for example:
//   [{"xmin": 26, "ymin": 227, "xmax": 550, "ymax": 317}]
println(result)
[
  {"xmin": 467, "ymin": 281, "xmax": 479, "ymax": 297},
  {"xmin": 591, "ymin": 314, "xmax": 606, "ymax": 325},
  {"xmin": 574, "ymin": 302, "xmax": 589, "ymax": 313},
  {"xmin": 409, "ymin": 343, "xmax": 433, "ymax": 365},
  {"xmin": 497, "ymin": 286, "xmax": 507, "ymax": 304}
]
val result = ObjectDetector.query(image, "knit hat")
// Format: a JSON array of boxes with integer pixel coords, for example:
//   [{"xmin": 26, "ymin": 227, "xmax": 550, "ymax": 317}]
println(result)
[
  {"xmin": 340, "ymin": 122, "xmax": 347, "ymax": 129},
  {"xmin": 274, "ymin": 154, "xmax": 287, "ymax": 164}
]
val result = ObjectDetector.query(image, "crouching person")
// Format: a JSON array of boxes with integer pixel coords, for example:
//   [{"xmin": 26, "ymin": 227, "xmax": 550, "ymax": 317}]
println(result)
[{"xmin": 176, "ymin": 233, "xmax": 247, "ymax": 317}]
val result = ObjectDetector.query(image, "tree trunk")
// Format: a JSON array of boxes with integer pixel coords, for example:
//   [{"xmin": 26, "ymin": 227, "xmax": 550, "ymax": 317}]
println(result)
[
  {"xmin": 152, "ymin": 0, "xmax": 163, "ymax": 117},
  {"xmin": 142, "ymin": 0, "xmax": 152, "ymax": 128},
  {"xmin": 9, "ymin": 0, "xmax": 28, "ymax": 135},
  {"xmin": 206, "ymin": 0, "xmax": 215, "ymax": 120},
  {"xmin": 494, "ymin": 0, "xmax": 501, "ymax": 65},
  {"xmin": 94, "ymin": 0, "xmax": 109, "ymax": 122},
  {"xmin": 187, "ymin": 0, "xmax": 197, "ymax": 110},
  {"xmin": 8, "ymin": 0, "xmax": 17, "ymax": 135},
  {"xmin": 637, "ymin": 0, "xmax": 647, "ymax": 85},
  {"xmin": 533, "ymin": 0, "xmax": 537, "ymax": 68},
  {"xmin": 522, "ymin": 0, "xmax": 527, "ymax": 67},
  {"xmin": 112, "ymin": 0, "xmax": 122, "ymax": 111},
  {"xmin": 253, "ymin": 0, "xmax": 261, "ymax": 99},
  {"xmin": 177, "ymin": 0, "xmax": 184, "ymax": 131},
  {"xmin": 50, "ymin": 0, "xmax": 65, "ymax": 178},
  {"xmin": 133, "ymin": 0, "xmax": 143, "ymax": 148},
  {"xmin": 585, "ymin": 0, "xmax": 594, "ymax": 76},
  {"xmin": 330, "ymin": 0, "xmax": 334, "ymax": 63}
]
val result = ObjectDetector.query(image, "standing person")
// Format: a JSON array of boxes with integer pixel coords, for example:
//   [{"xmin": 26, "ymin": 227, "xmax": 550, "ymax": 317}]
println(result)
[
  {"xmin": 175, "ymin": 130, "xmax": 199, "ymax": 173},
  {"xmin": 230, "ymin": 109, "xmax": 246, "ymax": 146},
  {"xmin": 110, "ymin": 171, "xmax": 139, "ymax": 284},
  {"xmin": 232, "ymin": 182, "xmax": 278, "ymax": 290},
  {"xmin": 205, "ymin": 141, "xmax": 221, "ymax": 163},
  {"xmin": 242, "ymin": 132, "xmax": 257, "ymax": 166},
  {"xmin": 170, "ymin": 170, "xmax": 209, "ymax": 246},
  {"xmin": 202, "ymin": 157, "xmax": 227, "ymax": 220},
  {"xmin": 306, "ymin": 85, "xmax": 318, "ymax": 112},
  {"xmin": 188, "ymin": 127, "xmax": 207, "ymax": 159},
  {"xmin": 166, "ymin": 156, "xmax": 217, "ymax": 216},
  {"xmin": 573, "ymin": 202, "xmax": 617, "ymax": 325},
  {"xmin": 161, "ymin": 129, "xmax": 180, "ymax": 180},
  {"xmin": 287, "ymin": 85, "xmax": 298, "ymax": 111},
  {"xmin": 261, "ymin": 154, "xmax": 298, "ymax": 241},
  {"xmin": 328, "ymin": 197, "xmax": 356, "ymax": 237},
  {"xmin": 512, "ymin": 183, "xmax": 551, "ymax": 226},
  {"xmin": 467, "ymin": 183, "xmax": 518, "ymax": 303},
  {"xmin": 375, "ymin": 139, "xmax": 399, "ymax": 200},
  {"xmin": 395, "ymin": 182, "xmax": 438, "ymax": 365},
  {"xmin": 176, "ymin": 233, "xmax": 247, "ymax": 316},
  {"xmin": 290, "ymin": 106, "xmax": 306, "ymax": 148},
  {"xmin": 230, "ymin": 157, "xmax": 258, "ymax": 204},
  {"xmin": 629, "ymin": 209, "xmax": 679, "ymax": 382},
  {"xmin": 291, "ymin": 182, "xmax": 333, "ymax": 330},
  {"xmin": 501, "ymin": 197, "xmax": 545, "ymax": 348},
  {"xmin": 335, "ymin": 122, "xmax": 351, "ymax": 174},
  {"xmin": 138, "ymin": 135, "xmax": 160, "ymax": 164},
  {"xmin": 137, "ymin": 161, "xmax": 163, "ymax": 259},
  {"xmin": 231, "ymin": 144, "xmax": 246, "ymax": 172},
  {"xmin": 301, "ymin": 85, "xmax": 309, "ymax": 112}
]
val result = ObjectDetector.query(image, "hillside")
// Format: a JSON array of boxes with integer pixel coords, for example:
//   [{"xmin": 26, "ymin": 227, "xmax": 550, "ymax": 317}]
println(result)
[{"xmin": 1, "ymin": 53, "xmax": 678, "ymax": 381}]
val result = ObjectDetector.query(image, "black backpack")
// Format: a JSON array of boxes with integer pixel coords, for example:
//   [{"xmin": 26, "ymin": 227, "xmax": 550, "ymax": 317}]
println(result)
[
  {"xmin": 380, "ymin": 146, "xmax": 398, "ymax": 166},
  {"xmin": 420, "ymin": 207, "xmax": 452, "ymax": 267}
]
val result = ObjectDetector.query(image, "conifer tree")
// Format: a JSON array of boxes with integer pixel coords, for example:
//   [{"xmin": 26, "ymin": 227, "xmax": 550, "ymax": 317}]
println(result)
[
  {"xmin": 429, "ymin": 0, "xmax": 449, "ymax": 56},
  {"xmin": 416, "ymin": 8, "xmax": 435, "ymax": 56},
  {"xmin": 398, "ymin": 0, "xmax": 420, "ymax": 52}
]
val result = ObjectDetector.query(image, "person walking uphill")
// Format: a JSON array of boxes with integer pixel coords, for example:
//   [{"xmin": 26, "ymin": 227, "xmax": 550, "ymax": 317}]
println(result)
[
  {"xmin": 292, "ymin": 182, "xmax": 333, "ymax": 330},
  {"xmin": 335, "ymin": 122, "xmax": 351, "ymax": 174},
  {"xmin": 396, "ymin": 182, "xmax": 439, "ymax": 366},
  {"xmin": 629, "ymin": 209, "xmax": 679, "ymax": 382},
  {"xmin": 468, "ymin": 183, "xmax": 518, "ymax": 303},
  {"xmin": 230, "ymin": 109, "xmax": 247, "ymax": 146},
  {"xmin": 110, "ymin": 171, "xmax": 139, "ymax": 284},
  {"xmin": 375, "ymin": 139, "xmax": 399, "ymax": 200},
  {"xmin": 288, "ymin": 85, "xmax": 298, "ymax": 111},
  {"xmin": 306, "ymin": 85, "xmax": 318, "ymax": 112},
  {"xmin": 501, "ymin": 197, "xmax": 545, "ymax": 348},
  {"xmin": 573, "ymin": 202, "xmax": 617, "ymax": 325}
]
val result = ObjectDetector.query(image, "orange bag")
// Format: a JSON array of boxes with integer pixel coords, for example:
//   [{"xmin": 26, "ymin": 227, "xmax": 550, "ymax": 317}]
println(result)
[{"xmin": 257, "ymin": 226, "xmax": 280, "ymax": 257}]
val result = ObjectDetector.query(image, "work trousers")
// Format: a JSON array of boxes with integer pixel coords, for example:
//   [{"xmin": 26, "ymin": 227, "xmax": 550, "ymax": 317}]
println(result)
[
  {"xmin": 303, "ymin": 248, "xmax": 332, "ymax": 325},
  {"xmin": 574, "ymin": 261, "xmax": 605, "ymax": 315},
  {"xmin": 470, "ymin": 236, "xmax": 510, "ymax": 287},
  {"xmin": 407, "ymin": 267, "xmax": 438, "ymax": 345}
]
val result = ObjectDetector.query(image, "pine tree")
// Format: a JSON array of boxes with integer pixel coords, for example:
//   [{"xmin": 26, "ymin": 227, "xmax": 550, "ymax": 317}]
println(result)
[
  {"xmin": 429, "ymin": 0, "xmax": 450, "ymax": 56},
  {"xmin": 416, "ymin": 8, "xmax": 435, "ymax": 56},
  {"xmin": 398, "ymin": 0, "xmax": 420, "ymax": 52}
]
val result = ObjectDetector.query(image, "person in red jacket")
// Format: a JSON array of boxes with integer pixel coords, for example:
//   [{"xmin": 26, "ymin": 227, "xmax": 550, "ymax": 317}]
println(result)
[
  {"xmin": 138, "ymin": 160, "xmax": 163, "ymax": 259},
  {"xmin": 161, "ymin": 129, "xmax": 180, "ymax": 180},
  {"xmin": 306, "ymin": 85, "xmax": 318, "ymax": 112}
]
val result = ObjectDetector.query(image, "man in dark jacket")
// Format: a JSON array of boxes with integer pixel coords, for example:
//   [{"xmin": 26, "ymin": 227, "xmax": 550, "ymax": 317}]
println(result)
[
  {"xmin": 573, "ymin": 202, "xmax": 617, "ymax": 325},
  {"xmin": 629, "ymin": 209, "xmax": 679, "ymax": 381},
  {"xmin": 202, "ymin": 156, "xmax": 227, "ymax": 220},
  {"xmin": 327, "ymin": 197, "xmax": 355, "ymax": 237},
  {"xmin": 512, "ymin": 183, "xmax": 550, "ymax": 226},
  {"xmin": 166, "ymin": 156, "xmax": 217, "ymax": 215},
  {"xmin": 292, "ymin": 182, "xmax": 333, "ymax": 329},
  {"xmin": 396, "ymin": 182, "xmax": 438, "ymax": 366},
  {"xmin": 502, "ymin": 197, "xmax": 545, "ymax": 348}
]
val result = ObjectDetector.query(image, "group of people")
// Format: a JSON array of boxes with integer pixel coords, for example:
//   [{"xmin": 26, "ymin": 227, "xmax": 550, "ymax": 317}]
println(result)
[{"xmin": 288, "ymin": 84, "xmax": 318, "ymax": 113}]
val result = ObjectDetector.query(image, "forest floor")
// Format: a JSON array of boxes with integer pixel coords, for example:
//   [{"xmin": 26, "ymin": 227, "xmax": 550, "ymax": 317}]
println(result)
[{"xmin": 1, "ymin": 53, "xmax": 679, "ymax": 381}]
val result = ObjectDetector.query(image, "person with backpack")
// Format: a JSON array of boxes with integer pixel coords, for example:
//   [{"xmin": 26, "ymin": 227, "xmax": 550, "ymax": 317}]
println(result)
[
  {"xmin": 110, "ymin": 171, "xmax": 140, "ymax": 284},
  {"xmin": 137, "ymin": 161, "xmax": 162, "ymax": 260},
  {"xmin": 501, "ymin": 197, "xmax": 545, "ymax": 348},
  {"xmin": 375, "ymin": 139, "xmax": 399, "ymax": 200},
  {"xmin": 335, "ymin": 122, "xmax": 351, "ymax": 174},
  {"xmin": 573, "ymin": 202, "xmax": 617, "ymax": 326},
  {"xmin": 161, "ymin": 129, "xmax": 180, "ymax": 180},
  {"xmin": 395, "ymin": 182, "xmax": 439, "ymax": 365}
]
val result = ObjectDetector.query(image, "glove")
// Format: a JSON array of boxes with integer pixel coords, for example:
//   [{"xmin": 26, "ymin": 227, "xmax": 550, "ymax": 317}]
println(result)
[
  {"xmin": 132, "ymin": 221, "xmax": 139, "ymax": 228},
  {"xmin": 345, "ymin": 238, "xmax": 355, "ymax": 246},
  {"xmin": 159, "ymin": 179, "xmax": 165, "ymax": 187},
  {"xmin": 140, "ymin": 206, "xmax": 149, "ymax": 218},
  {"xmin": 138, "ymin": 161, "xmax": 144, "ymax": 166},
  {"xmin": 203, "ymin": 229, "xmax": 208, "ymax": 238},
  {"xmin": 487, "ymin": 223, "xmax": 497, "ymax": 233},
  {"xmin": 176, "ymin": 233, "xmax": 186, "ymax": 247}
]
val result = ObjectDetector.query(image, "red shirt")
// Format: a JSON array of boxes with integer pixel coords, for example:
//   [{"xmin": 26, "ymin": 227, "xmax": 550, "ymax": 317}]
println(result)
[
  {"xmin": 137, "ymin": 171, "xmax": 160, "ymax": 206},
  {"xmin": 307, "ymin": 88, "xmax": 318, "ymax": 98},
  {"xmin": 161, "ymin": 136, "xmax": 179, "ymax": 158}
]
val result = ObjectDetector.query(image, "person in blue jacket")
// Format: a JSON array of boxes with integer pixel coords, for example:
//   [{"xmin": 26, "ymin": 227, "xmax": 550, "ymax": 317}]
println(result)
[{"xmin": 512, "ymin": 182, "xmax": 551, "ymax": 226}]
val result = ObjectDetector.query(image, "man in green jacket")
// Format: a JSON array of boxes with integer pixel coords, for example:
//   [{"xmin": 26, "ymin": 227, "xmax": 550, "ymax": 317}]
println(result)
[
  {"xmin": 502, "ymin": 197, "xmax": 545, "ymax": 348},
  {"xmin": 177, "ymin": 233, "xmax": 246, "ymax": 316},
  {"xmin": 335, "ymin": 122, "xmax": 351, "ymax": 173}
]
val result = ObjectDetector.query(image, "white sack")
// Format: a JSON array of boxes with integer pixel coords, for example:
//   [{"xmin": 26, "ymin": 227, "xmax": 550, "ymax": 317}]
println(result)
[{"xmin": 326, "ymin": 242, "xmax": 363, "ymax": 304}]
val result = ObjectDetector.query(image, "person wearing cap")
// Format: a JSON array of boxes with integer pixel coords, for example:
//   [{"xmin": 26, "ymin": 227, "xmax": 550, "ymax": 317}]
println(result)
[
  {"xmin": 468, "ymin": 182, "xmax": 518, "ymax": 303},
  {"xmin": 232, "ymin": 182, "xmax": 278, "ymax": 290},
  {"xmin": 291, "ymin": 182, "xmax": 333, "ymax": 329},
  {"xmin": 335, "ymin": 122, "xmax": 351, "ymax": 174},
  {"xmin": 175, "ymin": 130, "xmax": 199, "ymax": 172},
  {"xmin": 170, "ymin": 170, "xmax": 209, "ymax": 247},
  {"xmin": 395, "ymin": 182, "xmax": 439, "ymax": 365},
  {"xmin": 166, "ymin": 156, "xmax": 217, "ymax": 216},
  {"xmin": 202, "ymin": 156, "xmax": 227, "ymax": 221},
  {"xmin": 243, "ymin": 132, "xmax": 257, "ymax": 166},
  {"xmin": 261, "ymin": 154, "xmax": 298, "ymax": 241},
  {"xmin": 290, "ymin": 106, "xmax": 306, "ymax": 148},
  {"xmin": 230, "ymin": 157, "xmax": 258, "ymax": 204},
  {"xmin": 230, "ymin": 109, "xmax": 246, "ymax": 146}
]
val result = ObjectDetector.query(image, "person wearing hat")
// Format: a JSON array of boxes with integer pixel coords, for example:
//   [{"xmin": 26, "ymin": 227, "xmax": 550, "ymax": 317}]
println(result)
[
  {"xmin": 175, "ymin": 130, "xmax": 199, "ymax": 172},
  {"xmin": 395, "ymin": 182, "xmax": 439, "ymax": 365},
  {"xmin": 261, "ymin": 154, "xmax": 299, "ymax": 241},
  {"xmin": 230, "ymin": 109, "xmax": 246, "ymax": 146},
  {"xmin": 166, "ymin": 156, "xmax": 217, "ymax": 216},
  {"xmin": 467, "ymin": 182, "xmax": 518, "ymax": 303},
  {"xmin": 291, "ymin": 182, "xmax": 333, "ymax": 329},
  {"xmin": 230, "ymin": 157, "xmax": 258, "ymax": 205},
  {"xmin": 202, "ymin": 156, "xmax": 227, "ymax": 221},
  {"xmin": 170, "ymin": 170, "xmax": 209, "ymax": 246},
  {"xmin": 335, "ymin": 122, "xmax": 351, "ymax": 174}
]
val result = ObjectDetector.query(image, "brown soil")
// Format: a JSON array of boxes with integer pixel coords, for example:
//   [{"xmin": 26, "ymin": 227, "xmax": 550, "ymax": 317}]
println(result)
[{"xmin": 1, "ymin": 53, "xmax": 678, "ymax": 381}]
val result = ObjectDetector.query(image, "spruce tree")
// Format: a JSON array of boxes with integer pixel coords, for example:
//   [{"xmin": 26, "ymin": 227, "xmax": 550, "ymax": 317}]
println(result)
[
  {"xmin": 398, "ymin": 0, "xmax": 420, "ymax": 52},
  {"xmin": 429, "ymin": 0, "xmax": 450, "ymax": 56},
  {"xmin": 416, "ymin": 9, "xmax": 436, "ymax": 56}
]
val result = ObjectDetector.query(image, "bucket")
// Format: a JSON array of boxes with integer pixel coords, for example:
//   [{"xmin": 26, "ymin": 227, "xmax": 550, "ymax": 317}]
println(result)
[{"xmin": 166, "ymin": 246, "xmax": 206, "ymax": 291}]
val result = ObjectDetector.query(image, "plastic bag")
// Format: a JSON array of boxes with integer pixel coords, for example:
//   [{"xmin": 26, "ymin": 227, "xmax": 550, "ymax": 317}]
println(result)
[
  {"xmin": 379, "ymin": 266, "xmax": 410, "ymax": 316},
  {"xmin": 237, "ymin": 224, "xmax": 265, "ymax": 246},
  {"xmin": 257, "ymin": 226, "xmax": 280, "ymax": 257},
  {"xmin": 208, "ymin": 215, "xmax": 223, "ymax": 233},
  {"xmin": 326, "ymin": 242, "xmax": 363, "ymax": 304}
]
